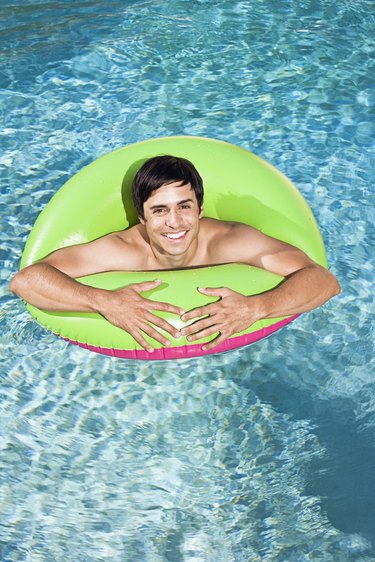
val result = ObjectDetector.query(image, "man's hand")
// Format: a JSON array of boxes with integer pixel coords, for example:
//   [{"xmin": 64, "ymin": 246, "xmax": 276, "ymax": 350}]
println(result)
[
  {"xmin": 95, "ymin": 279, "xmax": 184, "ymax": 353},
  {"xmin": 180, "ymin": 287, "xmax": 260, "ymax": 351},
  {"xmin": 10, "ymin": 264, "xmax": 184, "ymax": 353},
  {"xmin": 179, "ymin": 262, "xmax": 340, "ymax": 352}
]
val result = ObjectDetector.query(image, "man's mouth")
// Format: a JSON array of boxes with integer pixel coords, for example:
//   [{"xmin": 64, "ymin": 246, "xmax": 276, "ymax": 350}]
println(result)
[{"xmin": 162, "ymin": 230, "xmax": 188, "ymax": 240}]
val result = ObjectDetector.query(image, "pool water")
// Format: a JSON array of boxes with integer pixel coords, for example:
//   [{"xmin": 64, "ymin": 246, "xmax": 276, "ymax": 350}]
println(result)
[{"xmin": 1, "ymin": 0, "xmax": 374, "ymax": 560}]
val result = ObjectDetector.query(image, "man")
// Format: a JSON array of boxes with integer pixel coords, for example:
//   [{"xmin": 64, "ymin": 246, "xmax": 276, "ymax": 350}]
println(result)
[{"xmin": 10, "ymin": 155, "xmax": 340, "ymax": 353}]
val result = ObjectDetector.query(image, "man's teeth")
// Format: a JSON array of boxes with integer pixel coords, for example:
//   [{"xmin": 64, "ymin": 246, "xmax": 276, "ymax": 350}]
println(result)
[{"xmin": 164, "ymin": 231, "xmax": 186, "ymax": 239}]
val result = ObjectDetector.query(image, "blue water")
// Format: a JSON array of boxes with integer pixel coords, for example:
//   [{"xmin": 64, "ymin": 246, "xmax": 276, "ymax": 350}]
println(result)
[{"xmin": 1, "ymin": 0, "xmax": 374, "ymax": 560}]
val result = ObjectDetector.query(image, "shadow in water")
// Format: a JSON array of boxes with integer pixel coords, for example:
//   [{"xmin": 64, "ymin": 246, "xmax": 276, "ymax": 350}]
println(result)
[{"xmin": 248, "ymin": 365, "xmax": 375, "ymax": 549}]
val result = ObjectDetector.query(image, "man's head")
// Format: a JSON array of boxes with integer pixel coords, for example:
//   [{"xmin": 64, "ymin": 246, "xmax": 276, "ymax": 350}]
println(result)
[{"xmin": 132, "ymin": 155, "xmax": 204, "ymax": 220}]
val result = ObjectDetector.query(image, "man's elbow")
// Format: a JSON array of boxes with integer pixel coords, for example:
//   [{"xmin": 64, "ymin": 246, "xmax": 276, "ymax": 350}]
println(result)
[
  {"xmin": 326, "ymin": 269, "xmax": 341, "ymax": 298},
  {"xmin": 306, "ymin": 263, "xmax": 341, "ymax": 301},
  {"xmin": 9, "ymin": 270, "xmax": 25, "ymax": 297},
  {"xmin": 9, "ymin": 265, "xmax": 37, "ymax": 297},
  {"xmin": 332, "ymin": 275, "xmax": 341, "ymax": 297}
]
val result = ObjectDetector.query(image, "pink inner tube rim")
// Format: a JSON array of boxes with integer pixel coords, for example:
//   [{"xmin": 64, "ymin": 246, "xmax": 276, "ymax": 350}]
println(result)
[{"xmin": 62, "ymin": 314, "xmax": 300, "ymax": 360}]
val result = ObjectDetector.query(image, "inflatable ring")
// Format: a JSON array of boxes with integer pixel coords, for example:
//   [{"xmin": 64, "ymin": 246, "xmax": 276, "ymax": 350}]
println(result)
[{"xmin": 21, "ymin": 136, "xmax": 327, "ymax": 360}]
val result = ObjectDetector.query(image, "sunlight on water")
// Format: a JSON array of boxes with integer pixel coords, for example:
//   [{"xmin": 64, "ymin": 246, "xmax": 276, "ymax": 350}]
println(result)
[{"xmin": 1, "ymin": 0, "xmax": 374, "ymax": 560}]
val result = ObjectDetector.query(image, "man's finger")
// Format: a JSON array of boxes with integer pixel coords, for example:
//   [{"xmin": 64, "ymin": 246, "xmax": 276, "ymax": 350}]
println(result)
[
  {"xmin": 131, "ymin": 279, "xmax": 162, "ymax": 293},
  {"xmin": 149, "ymin": 299, "xmax": 185, "ymax": 315},
  {"xmin": 185, "ymin": 325, "xmax": 220, "ymax": 342},
  {"xmin": 202, "ymin": 332, "xmax": 228, "ymax": 351},
  {"xmin": 144, "ymin": 311, "xmax": 181, "ymax": 338},
  {"xmin": 128, "ymin": 327, "xmax": 156, "ymax": 353},
  {"xmin": 181, "ymin": 316, "xmax": 215, "ymax": 337},
  {"xmin": 198, "ymin": 286, "xmax": 231, "ymax": 298},
  {"xmin": 133, "ymin": 280, "xmax": 185, "ymax": 313},
  {"xmin": 139, "ymin": 322, "xmax": 173, "ymax": 348},
  {"xmin": 181, "ymin": 304, "xmax": 213, "ymax": 322}
]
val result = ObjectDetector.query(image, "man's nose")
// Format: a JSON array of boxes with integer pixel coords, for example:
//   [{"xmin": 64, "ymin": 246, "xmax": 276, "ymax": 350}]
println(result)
[{"xmin": 166, "ymin": 209, "xmax": 180, "ymax": 228}]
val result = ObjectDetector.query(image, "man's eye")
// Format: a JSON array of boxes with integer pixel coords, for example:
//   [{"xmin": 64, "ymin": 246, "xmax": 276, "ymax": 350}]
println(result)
[
  {"xmin": 180, "ymin": 204, "xmax": 191, "ymax": 210},
  {"xmin": 153, "ymin": 208, "xmax": 165, "ymax": 214}
]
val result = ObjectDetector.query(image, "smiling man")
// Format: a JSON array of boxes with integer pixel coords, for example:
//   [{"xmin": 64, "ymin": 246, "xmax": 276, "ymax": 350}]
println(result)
[{"xmin": 10, "ymin": 155, "xmax": 340, "ymax": 352}]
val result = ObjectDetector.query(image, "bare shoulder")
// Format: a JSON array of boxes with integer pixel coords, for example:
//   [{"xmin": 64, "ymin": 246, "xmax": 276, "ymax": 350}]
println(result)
[
  {"xmin": 200, "ymin": 217, "xmax": 236, "ymax": 239},
  {"xmin": 42, "ymin": 224, "xmax": 147, "ymax": 277},
  {"xmin": 202, "ymin": 217, "xmax": 259, "ymax": 237},
  {"xmin": 95, "ymin": 225, "xmax": 145, "ymax": 258},
  {"xmin": 112, "ymin": 224, "xmax": 143, "ymax": 248},
  {"xmin": 204, "ymin": 218, "xmax": 314, "ymax": 276},
  {"xmin": 203, "ymin": 218, "xmax": 258, "ymax": 261}
]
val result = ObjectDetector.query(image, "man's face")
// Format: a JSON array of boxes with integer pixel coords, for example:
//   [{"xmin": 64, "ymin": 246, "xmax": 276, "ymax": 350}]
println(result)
[{"xmin": 140, "ymin": 181, "xmax": 203, "ymax": 258}]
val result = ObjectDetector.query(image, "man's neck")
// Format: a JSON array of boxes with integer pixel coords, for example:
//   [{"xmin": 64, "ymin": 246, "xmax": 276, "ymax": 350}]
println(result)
[{"xmin": 148, "ymin": 239, "xmax": 201, "ymax": 270}]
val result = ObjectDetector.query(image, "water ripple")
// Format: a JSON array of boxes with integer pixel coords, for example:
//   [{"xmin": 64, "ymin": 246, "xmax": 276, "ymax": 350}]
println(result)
[{"xmin": 1, "ymin": 0, "xmax": 374, "ymax": 559}]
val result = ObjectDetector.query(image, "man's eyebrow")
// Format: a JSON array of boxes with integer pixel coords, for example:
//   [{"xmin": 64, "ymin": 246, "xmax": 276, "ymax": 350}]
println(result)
[
  {"xmin": 149, "ymin": 198, "xmax": 194, "ymax": 210},
  {"xmin": 178, "ymin": 198, "xmax": 194, "ymax": 205},
  {"xmin": 149, "ymin": 204, "xmax": 168, "ymax": 210}
]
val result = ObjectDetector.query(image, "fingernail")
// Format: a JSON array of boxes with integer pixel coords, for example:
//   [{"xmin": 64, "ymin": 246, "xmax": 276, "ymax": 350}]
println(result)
[
  {"xmin": 165, "ymin": 340, "xmax": 171, "ymax": 346},
  {"xmin": 175, "ymin": 331, "xmax": 181, "ymax": 338},
  {"xmin": 179, "ymin": 309, "xmax": 185, "ymax": 315},
  {"xmin": 187, "ymin": 336, "xmax": 192, "ymax": 342},
  {"xmin": 147, "ymin": 348, "xmax": 154, "ymax": 353}
]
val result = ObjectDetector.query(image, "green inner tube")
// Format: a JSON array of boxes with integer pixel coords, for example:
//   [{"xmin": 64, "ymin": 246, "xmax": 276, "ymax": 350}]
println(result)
[{"xmin": 21, "ymin": 136, "xmax": 327, "ymax": 359}]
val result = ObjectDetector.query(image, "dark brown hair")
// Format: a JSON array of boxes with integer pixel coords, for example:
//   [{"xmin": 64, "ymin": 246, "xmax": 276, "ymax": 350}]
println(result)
[{"xmin": 132, "ymin": 155, "xmax": 204, "ymax": 219}]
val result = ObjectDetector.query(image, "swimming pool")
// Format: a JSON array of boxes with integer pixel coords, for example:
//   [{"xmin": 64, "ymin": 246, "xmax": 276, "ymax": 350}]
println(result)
[{"xmin": 1, "ymin": 0, "xmax": 374, "ymax": 560}]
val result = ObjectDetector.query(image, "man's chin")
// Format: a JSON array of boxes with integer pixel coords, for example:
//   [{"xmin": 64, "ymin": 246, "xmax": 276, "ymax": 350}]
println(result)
[
  {"xmin": 162, "ymin": 246, "xmax": 189, "ymax": 257},
  {"xmin": 158, "ymin": 242, "xmax": 192, "ymax": 258}
]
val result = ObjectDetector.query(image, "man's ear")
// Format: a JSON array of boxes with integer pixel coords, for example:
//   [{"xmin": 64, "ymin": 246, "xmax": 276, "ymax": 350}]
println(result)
[
  {"xmin": 199, "ymin": 205, "xmax": 204, "ymax": 218},
  {"xmin": 138, "ymin": 215, "xmax": 145, "ymax": 224}
]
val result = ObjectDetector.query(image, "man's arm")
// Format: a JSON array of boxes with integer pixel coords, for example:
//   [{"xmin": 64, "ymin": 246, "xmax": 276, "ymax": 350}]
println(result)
[
  {"xmin": 180, "ymin": 225, "xmax": 341, "ymax": 350},
  {"xmin": 9, "ymin": 236, "xmax": 183, "ymax": 352}
]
